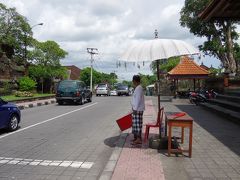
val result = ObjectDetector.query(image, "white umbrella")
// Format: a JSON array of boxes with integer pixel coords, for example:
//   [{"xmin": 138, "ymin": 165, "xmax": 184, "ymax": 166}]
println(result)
[
  {"xmin": 120, "ymin": 39, "xmax": 199, "ymax": 62},
  {"xmin": 120, "ymin": 38, "xmax": 199, "ymax": 139}
]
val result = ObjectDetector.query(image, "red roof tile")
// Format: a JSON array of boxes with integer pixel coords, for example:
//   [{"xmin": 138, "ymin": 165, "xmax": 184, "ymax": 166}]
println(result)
[
  {"xmin": 64, "ymin": 65, "xmax": 81, "ymax": 80},
  {"xmin": 168, "ymin": 56, "xmax": 209, "ymax": 78}
]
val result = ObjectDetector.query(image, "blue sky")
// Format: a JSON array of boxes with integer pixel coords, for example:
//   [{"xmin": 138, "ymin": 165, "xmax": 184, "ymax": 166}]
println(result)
[{"xmin": 2, "ymin": 0, "xmax": 229, "ymax": 80}]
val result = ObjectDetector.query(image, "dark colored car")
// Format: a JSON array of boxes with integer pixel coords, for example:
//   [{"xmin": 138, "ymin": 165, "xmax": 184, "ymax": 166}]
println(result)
[
  {"xmin": 0, "ymin": 98, "xmax": 21, "ymax": 131},
  {"xmin": 55, "ymin": 80, "xmax": 92, "ymax": 105},
  {"xmin": 117, "ymin": 85, "xmax": 130, "ymax": 96}
]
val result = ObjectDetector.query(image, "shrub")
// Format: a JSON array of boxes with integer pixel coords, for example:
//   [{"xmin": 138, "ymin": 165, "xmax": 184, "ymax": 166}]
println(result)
[
  {"xmin": 0, "ymin": 81, "xmax": 14, "ymax": 96},
  {"xmin": 15, "ymin": 91, "xmax": 34, "ymax": 97},
  {"xmin": 18, "ymin": 76, "xmax": 37, "ymax": 91}
]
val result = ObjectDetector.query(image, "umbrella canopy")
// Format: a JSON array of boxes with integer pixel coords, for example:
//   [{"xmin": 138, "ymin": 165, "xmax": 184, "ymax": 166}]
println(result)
[
  {"xmin": 120, "ymin": 38, "xmax": 200, "ymax": 139},
  {"xmin": 120, "ymin": 39, "xmax": 199, "ymax": 62}
]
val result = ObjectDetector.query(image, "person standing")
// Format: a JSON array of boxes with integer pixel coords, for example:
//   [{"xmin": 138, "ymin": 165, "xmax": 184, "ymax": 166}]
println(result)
[{"xmin": 131, "ymin": 75, "xmax": 145, "ymax": 145}]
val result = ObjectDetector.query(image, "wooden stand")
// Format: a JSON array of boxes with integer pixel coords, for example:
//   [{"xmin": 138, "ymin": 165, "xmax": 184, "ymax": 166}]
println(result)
[{"xmin": 166, "ymin": 113, "xmax": 193, "ymax": 158}]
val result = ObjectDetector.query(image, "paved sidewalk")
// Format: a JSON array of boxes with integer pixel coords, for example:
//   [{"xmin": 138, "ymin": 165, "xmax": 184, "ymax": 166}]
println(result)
[
  {"xmin": 111, "ymin": 100, "xmax": 165, "ymax": 180},
  {"xmin": 110, "ymin": 97, "xmax": 240, "ymax": 180}
]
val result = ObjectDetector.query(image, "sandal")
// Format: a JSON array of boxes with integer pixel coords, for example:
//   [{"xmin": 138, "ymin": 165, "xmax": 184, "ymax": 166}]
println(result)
[
  {"xmin": 131, "ymin": 140, "xmax": 142, "ymax": 145},
  {"xmin": 130, "ymin": 138, "xmax": 137, "ymax": 142}
]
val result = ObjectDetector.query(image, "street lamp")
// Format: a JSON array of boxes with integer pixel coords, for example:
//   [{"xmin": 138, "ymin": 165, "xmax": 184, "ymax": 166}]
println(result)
[{"xmin": 24, "ymin": 23, "xmax": 43, "ymax": 61}]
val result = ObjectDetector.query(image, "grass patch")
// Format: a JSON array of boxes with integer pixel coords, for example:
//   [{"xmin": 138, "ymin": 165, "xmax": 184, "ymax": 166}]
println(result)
[{"xmin": 1, "ymin": 93, "xmax": 54, "ymax": 101}]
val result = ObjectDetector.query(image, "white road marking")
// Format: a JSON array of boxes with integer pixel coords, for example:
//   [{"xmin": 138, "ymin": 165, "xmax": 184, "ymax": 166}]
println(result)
[
  {"xmin": 0, "ymin": 102, "xmax": 98, "ymax": 140},
  {"xmin": 0, "ymin": 160, "xmax": 9, "ymax": 164},
  {"xmin": 0, "ymin": 157, "xmax": 94, "ymax": 169},
  {"xmin": 39, "ymin": 160, "xmax": 52, "ymax": 166},
  {"xmin": 59, "ymin": 161, "xmax": 72, "ymax": 167},
  {"xmin": 29, "ymin": 161, "xmax": 41, "ymax": 166},
  {"xmin": 18, "ymin": 161, "xmax": 30, "ymax": 165},
  {"xmin": 8, "ymin": 160, "xmax": 20, "ymax": 165},
  {"xmin": 49, "ymin": 161, "xmax": 62, "ymax": 166},
  {"xmin": 81, "ymin": 162, "xmax": 94, "ymax": 169},
  {"xmin": 70, "ymin": 162, "xmax": 83, "ymax": 168}
]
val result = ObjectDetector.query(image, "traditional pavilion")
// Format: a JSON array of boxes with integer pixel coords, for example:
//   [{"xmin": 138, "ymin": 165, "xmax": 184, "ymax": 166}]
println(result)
[
  {"xmin": 199, "ymin": 0, "xmax": 240, "ymax": 21},
  {"xmin": 200, "ymin": 62, "xmax": 210, "ymax": 71},
  {"xmin": 168, "ymin": 56, "xmax": 209, "ymax": 92}
]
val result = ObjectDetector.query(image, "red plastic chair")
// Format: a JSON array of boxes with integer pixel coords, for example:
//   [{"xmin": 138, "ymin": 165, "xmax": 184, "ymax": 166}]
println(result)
[{"xmin": 144, "ymin": 107, "xmax": 164, "ymax": 143}]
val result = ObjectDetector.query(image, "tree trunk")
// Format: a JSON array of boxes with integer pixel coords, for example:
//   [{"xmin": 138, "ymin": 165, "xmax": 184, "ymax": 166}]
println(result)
[{"xmin": 225, "ymin": 21, "xmax": 237, "ymax": 74}]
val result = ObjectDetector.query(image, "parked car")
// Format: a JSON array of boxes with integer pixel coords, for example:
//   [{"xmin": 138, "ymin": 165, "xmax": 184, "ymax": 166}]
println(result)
[
  {"xmin": 96, "ymin": 83, "xmax": 110, "ymax": 96},
  {"xmin": 117, "ymin": 85, "xmax": 130, "ymax": 96},
  {"xmin": 56, "ymin": 80, "xmax": 92, "ymax": 105},
  {"xmin": 110, "ymin": 89, "xmax": 117, "ymax": 96},
  {"xmin": 0, "ymin": 98, "xmax": 21, "ymax": 131}
]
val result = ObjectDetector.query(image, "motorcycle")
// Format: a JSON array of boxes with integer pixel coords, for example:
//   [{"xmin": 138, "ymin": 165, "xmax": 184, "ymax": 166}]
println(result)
[
  {"xmin": 189, "ymin": 89, "xmax": 217, "ymax": 105},
  {"xmin": 189, "ymin": 91, "xmax": 207, "ymax": 105}
]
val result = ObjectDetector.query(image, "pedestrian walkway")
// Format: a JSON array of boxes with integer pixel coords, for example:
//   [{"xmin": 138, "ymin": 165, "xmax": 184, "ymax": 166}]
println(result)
[
  {"xmin": 111, "ymin": 97, "xmax": 240, "ymax": 180},
  {"xmin": 111, "ymin": 100, "xmax": 165, "ymax": 180}
]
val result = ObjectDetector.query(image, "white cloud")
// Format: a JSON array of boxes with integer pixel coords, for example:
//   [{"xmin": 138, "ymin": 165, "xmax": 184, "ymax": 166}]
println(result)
[{"xmin": 1, "ymin": 0, "xmax": 223, "ymax": 80}]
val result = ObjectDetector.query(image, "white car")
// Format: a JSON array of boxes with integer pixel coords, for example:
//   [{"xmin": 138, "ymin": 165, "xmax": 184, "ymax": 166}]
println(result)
[
  {"xmin": 96, "ymin": 83, "xmax": 110, "ymax": 96},
  {"xmin": 110, "ymin": 90, "xmax": 117, "ymax": 96}
]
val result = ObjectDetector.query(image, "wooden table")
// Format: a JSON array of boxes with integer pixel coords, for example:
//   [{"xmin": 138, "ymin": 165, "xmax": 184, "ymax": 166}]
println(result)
[{"xmin": 165, "ymin": 112, "xmax": 193, "ymax": 158}]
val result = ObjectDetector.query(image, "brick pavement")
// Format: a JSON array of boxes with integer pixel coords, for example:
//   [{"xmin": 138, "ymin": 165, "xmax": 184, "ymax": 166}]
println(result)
[
  {"xmin": 110, "ymin": 97, "xmax": 240, "ymax": 180},
  {"xmin": 111, "ymin": 100, "xmax": 165, "ymax": 180},
  {"xmin": 157, "ymin": 98, "xmax": 240, "ymax": 180}
]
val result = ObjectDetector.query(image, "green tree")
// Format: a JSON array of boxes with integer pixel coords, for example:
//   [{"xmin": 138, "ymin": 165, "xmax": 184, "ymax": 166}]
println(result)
[
  {"xmin": 79, "ymin": 67, "xmax": 100, "ymax": 87},
  {"xmin": 151, "ymin": 57, "xmax": 180, "ymax": 74},
  {"xmin": 122, "ymin": 80, "xmax": 132, "ymax": 87},
  {"xmin": 28, "ymin": 40, "xmax": 68, "ymax": 92},
  {"xmin": 29, "ymin": 40, "xmax": 67, "ymax": 66},
  {"xmin": 180, "ymin": 0, "xmax": 239, "ymax": 74},
  {"xmin": 138, "ymin": 73, "xmax": 157, "ymax": 89},
  {"xmin": 79, "ymin": 67, "xmax": 118, "ymax": 87},
  {"xmin": 0, "ymin": 3, "xmax": 31, "ymax": 62}
]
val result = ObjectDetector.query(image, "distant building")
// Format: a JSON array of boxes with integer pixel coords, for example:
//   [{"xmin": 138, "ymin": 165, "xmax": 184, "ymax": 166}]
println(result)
[{"xmin": 64, "ymin": 65, "xmax": 81, "ymax": 80}]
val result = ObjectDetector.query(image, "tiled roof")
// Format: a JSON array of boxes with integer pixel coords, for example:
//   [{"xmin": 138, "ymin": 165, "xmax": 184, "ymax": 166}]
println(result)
[
  {"xmin": 64, "ymin": 65, "xmax": 81, "ymax": 80},
  {"xmin": 168, "ymin": 56, "xmax": 209, "ymax": 76},
  {"xmin": 200, "ymin": 62, "xmax": 210, "ymax": 71}
]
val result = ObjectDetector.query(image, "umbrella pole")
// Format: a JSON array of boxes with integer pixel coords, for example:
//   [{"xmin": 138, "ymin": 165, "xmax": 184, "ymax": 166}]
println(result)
[
  {"xmin": 156, "ymin": 60, "xmax": 161, "ymax": 138},
  {"xmin": 157, "ymin": 60, "xmax": 161, "ymax": 110}
]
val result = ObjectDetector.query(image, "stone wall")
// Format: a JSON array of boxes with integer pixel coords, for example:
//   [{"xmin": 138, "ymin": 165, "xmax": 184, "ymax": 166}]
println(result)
[{"xmin": 0, "ymin": 52, "xmax": 25, "ymax": 81}]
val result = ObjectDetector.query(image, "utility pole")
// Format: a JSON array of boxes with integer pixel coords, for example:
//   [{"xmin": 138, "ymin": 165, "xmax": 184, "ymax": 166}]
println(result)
[{"xmin": 87, "ymin": 48, "xmax": 98, "ymax": 92}]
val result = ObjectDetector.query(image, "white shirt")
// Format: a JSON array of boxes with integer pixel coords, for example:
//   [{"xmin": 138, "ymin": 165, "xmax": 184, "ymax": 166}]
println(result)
[{"xmin": 131, "ymin": 85, "xmax": 145, "ymax": 111}]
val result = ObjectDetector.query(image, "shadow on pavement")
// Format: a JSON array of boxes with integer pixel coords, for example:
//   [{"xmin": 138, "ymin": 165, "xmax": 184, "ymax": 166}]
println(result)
[
  {"xmin": 175, "ymin": 104, "xmax": 240, "ymax": 156},
  {"xmin": 104, "ymin": 133, "xmax": 150, "ymax": 149},
  {"xmin": 0, "ymin": 129, "xmax": 9, "ymax": 136},
  {"xmin": 0, "ymin": 126, "xmax": 21, "ymax": 136},
  {"xmin": 104, "ymin": 135, "xmax": 122, "ymax": 148}
]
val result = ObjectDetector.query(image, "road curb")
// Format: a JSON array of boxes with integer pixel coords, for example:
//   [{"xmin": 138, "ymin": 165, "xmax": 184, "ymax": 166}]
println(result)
[
  {"xmin": 17, "ymin": 99, "xmax": 56, "ymax": 110},
  {"xmin": 99, "ymin": 132, "xmax": 128, "ymax": 180}
]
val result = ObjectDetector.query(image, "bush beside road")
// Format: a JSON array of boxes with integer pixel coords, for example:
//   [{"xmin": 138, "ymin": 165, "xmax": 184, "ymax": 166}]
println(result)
[{"xmin": 1, "ymin": 93, "xmax": 55, "ymax": 102}]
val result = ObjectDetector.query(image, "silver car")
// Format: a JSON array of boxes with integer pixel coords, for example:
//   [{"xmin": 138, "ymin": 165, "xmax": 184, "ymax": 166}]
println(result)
[
  {"xmin": 117, "ymin": 85, "xmax": 130, "ymax": 96},
  {"xmin": 96, "ymin": 83, "xmax": 110, "ymax": 96}
]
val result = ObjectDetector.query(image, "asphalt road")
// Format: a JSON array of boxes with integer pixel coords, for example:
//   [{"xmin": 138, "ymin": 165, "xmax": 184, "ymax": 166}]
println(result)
[{"xmin": 0, "ymin": 96, "xmax": 132, "ymax": 180}]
